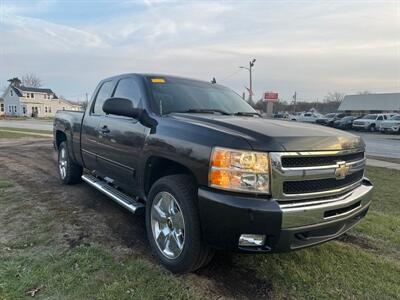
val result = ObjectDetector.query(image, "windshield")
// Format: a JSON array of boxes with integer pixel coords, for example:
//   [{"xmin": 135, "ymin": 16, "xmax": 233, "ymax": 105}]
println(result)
[
  {"xmin": 389, "ymin": 115, "xmax": 400, "ymax": 120},
  {"xmin": 363, "ymin": 114, "xmax": 377, "ymax": 120},
  {"xmin": 341, "ymin": 116, "xmax": 353, "ymax": 121},
  {"xmin": 148, "ymin": 77, "xmax": 256, "ymax": 115},
  {"xmin": 325, "ymin": 113, "xmax": 336, "ymax": 118}
]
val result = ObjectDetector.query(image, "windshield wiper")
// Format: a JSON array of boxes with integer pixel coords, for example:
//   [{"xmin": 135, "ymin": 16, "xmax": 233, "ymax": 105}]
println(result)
[
  {"xmin": 174, "ymin": 109, "xmax": 231, "ymax": 115},
  {"xmin": 233, "ymin": 112, "xmax": 261, "ymax": 117}
]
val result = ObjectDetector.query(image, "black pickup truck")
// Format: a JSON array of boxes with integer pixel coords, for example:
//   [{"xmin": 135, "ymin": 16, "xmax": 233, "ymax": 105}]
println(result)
[{"xmin": 54, "ymin": 74, "xmax": 373, "ymax": 273}]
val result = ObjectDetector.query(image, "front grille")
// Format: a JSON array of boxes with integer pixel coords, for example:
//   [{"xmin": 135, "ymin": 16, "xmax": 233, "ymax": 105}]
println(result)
[
  {"xmin": 283, "ymin": 170, "xmax": 364, "ymax": 194},
  {"xmin": 281, "ymin": 152, "xmax": 364, "ymax": 168}
]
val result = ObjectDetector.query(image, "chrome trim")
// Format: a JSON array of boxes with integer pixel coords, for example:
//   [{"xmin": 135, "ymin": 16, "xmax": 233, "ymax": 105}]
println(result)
[
  {"xmin": 82, "ymin": 174, "xmax": 144, "ymax": 213},
  {"xmin": 280, "ymin": 180, "xmax": 373, "ymax": 228},
  {"xmin": 270, "ymin": 149, "xmax": 365, "ymax": 201}
]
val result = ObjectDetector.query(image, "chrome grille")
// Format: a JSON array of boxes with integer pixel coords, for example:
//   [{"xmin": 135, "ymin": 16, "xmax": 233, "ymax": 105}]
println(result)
[{"xmin": 270, "ymin": 149, "xmax": 365, "ymax": 201}]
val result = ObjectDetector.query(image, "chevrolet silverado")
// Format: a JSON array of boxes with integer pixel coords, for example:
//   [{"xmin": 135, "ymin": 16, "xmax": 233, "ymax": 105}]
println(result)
[{"xmin": 54, "ymin": 74, "xmax": 373, "ymax": 273}]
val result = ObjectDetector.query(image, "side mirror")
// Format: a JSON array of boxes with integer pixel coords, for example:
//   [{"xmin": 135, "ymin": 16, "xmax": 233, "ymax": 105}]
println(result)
[{"xmin": 102, "ymin": 97, "xmax": 143, "ymax": 119}]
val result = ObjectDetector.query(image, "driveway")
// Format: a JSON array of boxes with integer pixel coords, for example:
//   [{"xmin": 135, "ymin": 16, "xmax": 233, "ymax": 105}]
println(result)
[
  {"xmin": 350, "ymin": 131, "xmax": 400, "ymax": 159},
  {"xmin": 0, "ymin": 119, "xmax": 53, "ymax": 131}
]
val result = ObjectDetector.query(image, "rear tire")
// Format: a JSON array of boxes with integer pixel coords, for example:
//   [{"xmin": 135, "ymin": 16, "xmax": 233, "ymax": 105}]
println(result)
[
  {"xmin": 58, "ymin": 141, "xmax": 82, "ymax": 185},
  {"xmin": 146, "ymin": 175, "xmax": 214, "ymax": 273},
  {"xmin": 369, "ymin": 124, "xmax": 376, "ymax": 132}
]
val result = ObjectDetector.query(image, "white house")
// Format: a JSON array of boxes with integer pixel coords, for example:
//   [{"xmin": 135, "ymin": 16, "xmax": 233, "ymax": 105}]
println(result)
[
  {"xmin": 0, "ymin": 97, "xmax": 4, "ymax": 116},
  {"xmin": 2, "ymin": 80, "xmax": 82, "ymax": 118}
]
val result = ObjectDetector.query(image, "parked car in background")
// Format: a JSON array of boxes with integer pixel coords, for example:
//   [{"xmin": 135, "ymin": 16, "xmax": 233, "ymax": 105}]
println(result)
[
  {"xmin": 316, "ymin": 113, "xmax": 346, "ymax": 126},
  {"xmin": 294, "ymin": 112, "xmax": 322, "ymax": 123},
  {"xmin": 334, "ymin": 116, "xmax": 358, "ymax": 130},
  {"xmin": 352, "ymin": 114, "xmax": 390, "ymax": 132},
  {"xmin": 380, "ymin": 114, "xmax": 400, "ymax": 134}
]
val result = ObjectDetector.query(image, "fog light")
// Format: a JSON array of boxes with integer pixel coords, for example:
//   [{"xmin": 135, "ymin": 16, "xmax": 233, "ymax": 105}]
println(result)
[{"xmin": 238, "ymin": 234, "xmax": 265, "ymax": 247}]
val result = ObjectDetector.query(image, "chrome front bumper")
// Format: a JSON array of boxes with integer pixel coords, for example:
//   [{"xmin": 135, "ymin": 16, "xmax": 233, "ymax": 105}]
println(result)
[{"xmin": 279, "ymin": 178, "xmax": 373, "ymax": 229}]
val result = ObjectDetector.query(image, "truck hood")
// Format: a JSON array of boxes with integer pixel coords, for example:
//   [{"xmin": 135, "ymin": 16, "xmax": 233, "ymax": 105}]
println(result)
[{"xmin": 170, "ymin": 114, "xmax": 364, "ymax": 152}]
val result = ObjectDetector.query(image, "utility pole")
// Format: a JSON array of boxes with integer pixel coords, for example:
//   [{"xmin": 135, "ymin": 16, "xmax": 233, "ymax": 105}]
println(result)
[
  {"xmin": 293, "ymin": 91, "xmax": 297, "ymax": 113},
  {"xmin": 239, "ymin": 58, "xmax": 256, "ymax": 106}
]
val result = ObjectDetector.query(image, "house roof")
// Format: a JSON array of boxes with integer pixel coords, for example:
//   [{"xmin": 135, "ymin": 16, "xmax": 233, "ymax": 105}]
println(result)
[
  {"xmin": 11, "ymin": 86, "xmax": 23, "ymax": 97},
  {"xmin": 339, "ymin": 93, "xmax": 400, "ymax": 111},
  {"xmin": 17, "ymin": 86, "xmax": 55, "ymax": 94}
]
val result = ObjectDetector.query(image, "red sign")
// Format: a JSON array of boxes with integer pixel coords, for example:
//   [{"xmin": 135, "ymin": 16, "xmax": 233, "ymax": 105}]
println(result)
[{"xmin": 264, "ymin": 92, "xmax": 278, "ymax": 102}]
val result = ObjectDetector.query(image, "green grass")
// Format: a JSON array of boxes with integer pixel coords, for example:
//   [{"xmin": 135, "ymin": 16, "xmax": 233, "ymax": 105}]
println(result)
[
  {"xmin": 0, "ymin": 246, "xmax": 199, "ymax": 300},
  {"xmin": 0, "ymin": 131, "xmax": 45, "ymax": 139},
  {"xmin": 236, "ymin": 166, "xmax": 400, "ymax": 299},
  {"xmin": 0, "ymin": 127, "xmax": 52, "ymax": 134}
]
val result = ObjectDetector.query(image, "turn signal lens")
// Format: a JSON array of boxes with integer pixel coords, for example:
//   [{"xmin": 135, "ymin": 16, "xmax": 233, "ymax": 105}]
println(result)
[{"xmin": 209, "ymin": 147, "xmax": 270, "ymax": 194}]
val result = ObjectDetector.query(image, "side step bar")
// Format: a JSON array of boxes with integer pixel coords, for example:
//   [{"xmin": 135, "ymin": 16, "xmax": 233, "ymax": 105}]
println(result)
[{"xmin": 82, "ymin": 175, "xmax": 144, "ymax": 213}]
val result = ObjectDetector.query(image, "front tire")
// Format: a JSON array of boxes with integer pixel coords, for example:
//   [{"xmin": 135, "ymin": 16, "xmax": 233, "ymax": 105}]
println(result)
[
  {"xmin": 146, "ymin": 175, "xmax": 214, "ymax": 273},
  {"xmin": 58, "ymin": 141, "xmax": 82, "ymax": 184}
]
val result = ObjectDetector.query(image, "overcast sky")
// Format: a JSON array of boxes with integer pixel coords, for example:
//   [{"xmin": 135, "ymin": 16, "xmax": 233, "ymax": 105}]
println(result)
[{"xmin": 1, "ymin": 0, "xmax": 399, "ymax": 102}]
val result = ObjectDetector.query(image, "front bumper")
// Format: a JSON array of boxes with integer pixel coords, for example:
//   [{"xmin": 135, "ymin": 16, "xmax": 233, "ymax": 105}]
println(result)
[
  {"xmin": 380, "ymin": 126, "xmax": 400, "ymax": 133},
  {"xmin": 352, "ymin": 123, "xmax": 369, "ymax": 130},
  {"xmin": 198, "ymin": 178, "xmax": 373, "ymax": 252}
]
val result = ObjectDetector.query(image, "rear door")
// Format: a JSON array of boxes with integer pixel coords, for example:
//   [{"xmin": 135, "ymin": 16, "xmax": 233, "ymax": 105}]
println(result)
[
  {"xmin": 95, "ymin": 76, "xmax": 147, "ymax": 195},
  {"xmin": 81, "ymin": 80, "xmax": 115, "ymax": 172}
]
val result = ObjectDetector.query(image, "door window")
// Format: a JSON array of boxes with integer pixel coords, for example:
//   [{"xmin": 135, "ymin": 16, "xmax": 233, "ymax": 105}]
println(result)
[
  {"xmin": 377, "ymin": 116, "xmax": 383, "ymax": 121},
  {"xmin": 113, "ymin": 78, "xmax": 141, "ymax": 107},
  {"xmin": 92, "ymin": 81, "xmax": 114, "ymax": 115}
]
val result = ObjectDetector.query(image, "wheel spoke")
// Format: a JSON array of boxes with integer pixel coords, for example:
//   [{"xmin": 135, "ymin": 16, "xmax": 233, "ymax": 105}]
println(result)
[
  {"xmin": 159, "ymin": 194, "xmax": 172, "ymax": 217},
  {"xmin": 166, "ymin": 232, "xmax": 181, "ymax": 257},
  {"xmin": 156, "ymin": 228, "xmax": 169, "ymax": 251},
  {"xmin": 152, "ymin": 203, "xmax": 166, "ymax": 223},
  {"xmin": 171, "ymin": 211, "xmax": 184, "ymax": 230}
]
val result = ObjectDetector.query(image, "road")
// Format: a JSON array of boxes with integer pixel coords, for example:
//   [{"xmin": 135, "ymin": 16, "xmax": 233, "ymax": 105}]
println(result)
[
  {"xmin": 0, "ymin": 119, "xmax": 399, "ymax": 158},
  {"xmin": 350, "ymin": 130, "xmax": 400, "ymax": 158},
  {"xmin": 0, "ymin": 119, "xmax": 53, "ymax": 131}
]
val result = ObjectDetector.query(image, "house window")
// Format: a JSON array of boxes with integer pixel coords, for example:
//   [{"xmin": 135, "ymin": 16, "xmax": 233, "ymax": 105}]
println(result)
[
  {"xmin": 45, "ymin": 106, "xmax": 48, "ymax": 113},
  {"xmin": 0, "ymin": 103, "xmax": 4, "ymax": 112},
  {"xmin": 31, "ymin": 93, "xmax": 34, "ymax": 98},
  {"xmin": 49, "ymin": 107, "xmax": 52, "ymax": 113},
  {"xmin": 10, "ymin": 90, "xmax": 13, "ymax": 96}
]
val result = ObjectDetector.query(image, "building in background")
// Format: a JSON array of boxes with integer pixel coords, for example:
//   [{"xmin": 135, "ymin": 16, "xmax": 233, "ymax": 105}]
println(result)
[
  {"xmin": 2, "ymin": 80, "xmax": 82, "ymax": 117},
  {"xmin": 0, "ymin": 97, "xmax": 4, "ymax": 116},
  {"xmin": 339, "ymin": 93, "xmax": 400, "ymax": 116}
]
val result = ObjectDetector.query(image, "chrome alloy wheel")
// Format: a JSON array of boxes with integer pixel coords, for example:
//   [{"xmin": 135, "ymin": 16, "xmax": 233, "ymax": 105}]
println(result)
[
  {"xmin": 59, "ymin": 147, "xmax": 67, "ymax": 179},
  {"xmin": 151, "ymin": 191, "xmax": 185, "ymax": 259}
]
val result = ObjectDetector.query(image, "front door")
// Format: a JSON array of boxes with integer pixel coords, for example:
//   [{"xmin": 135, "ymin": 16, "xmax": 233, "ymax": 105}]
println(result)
[
  {"xmin": 81, "ymin": 80, "xmax": 115, "ymax": 173},
  {"xmin": 95, "ymin": 76, "xmax": 147, "ymax": 195}
]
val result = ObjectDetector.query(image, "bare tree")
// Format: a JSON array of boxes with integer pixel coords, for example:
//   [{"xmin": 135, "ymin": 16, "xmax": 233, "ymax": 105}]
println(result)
[
  {"xmin": 21, "ymin": 73, "xmax": 42, "ymax": 88},
  {"xmin": 358, "ymin": 90, "xmax": 371, "ymax": 95},
  {"xmin": 323, "ymin": 92, "xmax": 345, "ymax": 103}
]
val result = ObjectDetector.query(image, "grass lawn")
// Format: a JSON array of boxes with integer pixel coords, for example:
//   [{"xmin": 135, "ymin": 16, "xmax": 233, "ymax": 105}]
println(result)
[
  {"xmin": 0, "ymin": 131, "xmax": 46, "ymax": 139},
  {"xmin": 0, "ymin": 127, "xmax": 52, "ymax": 135},
  {"xmin": 0, "ymin": 167, "xmax": 399, "ymax": 299}
]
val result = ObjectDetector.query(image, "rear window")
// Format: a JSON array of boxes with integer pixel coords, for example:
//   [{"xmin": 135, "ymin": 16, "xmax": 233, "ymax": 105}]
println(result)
[{"xmin": 325, "ymin": 113, "xmax": 336, "ymax": 118}]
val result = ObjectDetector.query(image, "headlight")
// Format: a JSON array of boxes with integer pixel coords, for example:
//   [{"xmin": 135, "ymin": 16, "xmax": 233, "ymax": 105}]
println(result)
[{"xmin": 209, "ymin": 147, "xmax": 270, "ymax": 194}]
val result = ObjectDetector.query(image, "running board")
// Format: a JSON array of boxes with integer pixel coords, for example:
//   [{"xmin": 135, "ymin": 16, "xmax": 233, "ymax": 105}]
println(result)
[{"xmin": 82, "ymin": 174, "xmax": 144, "ymax": 213}]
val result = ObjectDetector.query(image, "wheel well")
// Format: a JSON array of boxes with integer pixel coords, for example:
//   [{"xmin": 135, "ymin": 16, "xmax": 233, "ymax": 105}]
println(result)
[
  {"xmin": 55, "ymin": 130, "xmax": 67, "ymax": 149},
  {"xmin": 144, "ymin": 157, "xmax": 196, "ymax": 195}
]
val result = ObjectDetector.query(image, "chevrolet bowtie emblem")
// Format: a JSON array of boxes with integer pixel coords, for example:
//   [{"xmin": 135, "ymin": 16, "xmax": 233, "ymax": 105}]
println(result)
[{"xmin": 335, "ymin": 161, "xmax": 350, "ymax": 180}]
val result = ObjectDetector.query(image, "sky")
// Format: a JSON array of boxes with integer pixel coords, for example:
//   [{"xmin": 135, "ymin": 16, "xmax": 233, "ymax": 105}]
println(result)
[{"xmin": 0, "ymin": 0, "xmax": 399, "ymax": 103}]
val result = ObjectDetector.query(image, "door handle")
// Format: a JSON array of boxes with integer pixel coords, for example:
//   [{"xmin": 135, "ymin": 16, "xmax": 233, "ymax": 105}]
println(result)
[{"xmin": 100, "ymin": 125, "xmax": 110, "ymax": 135}]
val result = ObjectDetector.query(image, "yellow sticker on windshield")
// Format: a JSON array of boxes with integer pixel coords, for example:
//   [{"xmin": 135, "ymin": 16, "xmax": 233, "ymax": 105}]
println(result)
[{"xmin": 151, "ymin": 78, "xmax": 166, "ymax": 83}]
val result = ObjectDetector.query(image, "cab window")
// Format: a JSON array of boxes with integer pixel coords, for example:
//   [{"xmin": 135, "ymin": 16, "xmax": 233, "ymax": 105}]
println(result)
[
  {"xmin": 113, "ymin": 78, "xmax": 141, "ymax": 108},
  {"xmin": 92, "ymin": 81, "xmax": 114, "ymax": 115}
]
